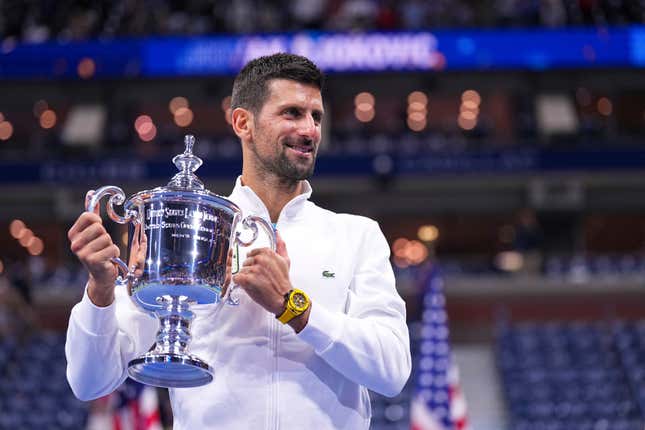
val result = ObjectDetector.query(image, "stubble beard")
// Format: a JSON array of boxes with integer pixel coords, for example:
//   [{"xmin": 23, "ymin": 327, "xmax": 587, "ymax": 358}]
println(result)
[{"xmin": 249, "ymin": 136, "xmax": 317, "ymax": 185}]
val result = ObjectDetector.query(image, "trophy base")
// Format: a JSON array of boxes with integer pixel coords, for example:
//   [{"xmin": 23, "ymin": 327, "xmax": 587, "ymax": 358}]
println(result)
[{"xmin": 128, "ymin": 352, "xmax": 214, "ymax": 388}]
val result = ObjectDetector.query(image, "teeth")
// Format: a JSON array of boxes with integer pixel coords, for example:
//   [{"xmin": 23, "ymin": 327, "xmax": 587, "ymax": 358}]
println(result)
[{"xmin": 287, "ymin": 145, "xmax": 311, "ymax": 153}]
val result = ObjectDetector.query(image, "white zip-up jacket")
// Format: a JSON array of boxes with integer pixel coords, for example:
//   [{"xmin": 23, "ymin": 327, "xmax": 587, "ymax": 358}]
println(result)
[{"xmin": 66, "ymin": 178, "xmax": 411, "ymax": 429}]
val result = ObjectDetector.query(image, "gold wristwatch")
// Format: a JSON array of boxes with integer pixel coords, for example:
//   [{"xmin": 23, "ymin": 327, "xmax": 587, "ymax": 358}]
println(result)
[{"xmin": 276, "ymin": 288, "xmax": 310, "ymax": 324}]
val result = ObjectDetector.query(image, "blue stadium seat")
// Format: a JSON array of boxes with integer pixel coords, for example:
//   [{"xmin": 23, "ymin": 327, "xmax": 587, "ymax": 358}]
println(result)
[
  {"xmin": 0, "ymin": 332, "xmax": 89, "ymax": 429},
  {"xmin": 497, "ymin": 320, "xmax": 645, "ymax": 428}
]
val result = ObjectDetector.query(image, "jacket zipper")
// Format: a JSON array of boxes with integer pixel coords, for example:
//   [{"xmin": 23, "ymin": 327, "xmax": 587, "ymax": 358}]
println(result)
[
  {"xmin": 267, "ymin": 216, "xmax": 281, "ymax": 429},
  {"xmin": 274, "ymin": 317, "xmax": 280, "ymax": 430},
  {"xmin": 268, "ymin": 313, "xmax": 280, "ymax": 429}
]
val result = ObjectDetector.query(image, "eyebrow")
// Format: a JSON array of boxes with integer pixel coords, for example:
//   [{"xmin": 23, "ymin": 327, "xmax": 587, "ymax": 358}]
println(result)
[{"xmin": 279, "ymin": 103, "xmax": 325, "ymax": 117}]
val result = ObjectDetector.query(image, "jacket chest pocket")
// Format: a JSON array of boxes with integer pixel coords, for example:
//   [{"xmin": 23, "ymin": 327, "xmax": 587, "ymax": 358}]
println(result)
[
  {"xmin": 290, "ymin": 257, "xmax": 353, "ymax": 314},
  {"xmin": 305, "ymin": 276, "xmax": 350, "ymax": 314},
  {"xmin": 283, "ymin": 224, "xmax": 357, "ymax": 314}
]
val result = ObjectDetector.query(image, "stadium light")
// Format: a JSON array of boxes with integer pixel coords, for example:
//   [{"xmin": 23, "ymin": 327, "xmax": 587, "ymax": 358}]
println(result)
[
  {"xmin": 418, "ymin": 225, "xmax": 439, "ymax": 242},
  {"xmin": 354, "ymin": 92, "xmax": 375, "ymax": 106},
  {"xmin": 77, "ymin": 57, "xmax": 96, "ymax": 79},
  {"xmin": 39, "ymin": 109, "xmax": 57, "ymax": 129},
  {"xmin": 597, "ymin": 97, "xmax": 612, "ymax": 116},
  {"xmin": 169, "ymin": 97, "xmax": 189, "ymax": 115},
  {"xmin": 134, "ymin": 115, "xmax": 153, "ymax": 133},
  {"xmin": 174, "ymin": 107, "xmax": 194, "ymax": 127},
  {"xmin": 0, "ymin": 120, "xmax": 14, "ymax": 140},
  {"xmin": 134, "ymin": 115, "xmax": 157, "ymax": 142},
  {"xmin": 27, "ymin": 237, "xmax": 44, "ymax": 256},
  {"xmin": 407, "ymin": 91, "xmax": 428, "ymax": 132},
  {"xmin": 9, "ymin": 219, "xmax": 25, "ymax": 238},
  {"xmin": 461, "ymin": 89, "xmax": 481, "ymax": 105},
  {"xmin": 458, "ymin": 115, "xmax": 477, "ymax": 130},
  {"xmin": 18, "ymin": 229, "xmax": 34, "ymax": 247}
]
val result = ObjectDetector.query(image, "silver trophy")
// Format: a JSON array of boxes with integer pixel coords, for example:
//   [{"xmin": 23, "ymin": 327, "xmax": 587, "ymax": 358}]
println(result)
[{"xmin": 86, "ymin": 135, "xmax": 275, "ymax": 388}]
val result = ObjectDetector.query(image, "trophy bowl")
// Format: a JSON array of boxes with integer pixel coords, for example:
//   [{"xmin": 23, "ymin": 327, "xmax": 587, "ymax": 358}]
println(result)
[{"xmin": 86, "ymin": 135, "xmax": 275, "ymax": 388}]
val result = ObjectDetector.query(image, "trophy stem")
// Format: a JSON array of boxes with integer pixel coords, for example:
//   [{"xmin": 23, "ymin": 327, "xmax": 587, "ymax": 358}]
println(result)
[
  {"xmin": 154, "ymin": 295, "xmax": 194, "ymax": 356},
  {"xmin": 127, "ymin": 294, "xmax": 214, "ymax": 388}
]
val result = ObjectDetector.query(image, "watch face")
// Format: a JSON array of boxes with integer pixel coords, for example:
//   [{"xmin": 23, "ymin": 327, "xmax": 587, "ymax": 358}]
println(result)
[{"xmin": 291, "ymin": 292, "xmax": 307, "ymax": 309}]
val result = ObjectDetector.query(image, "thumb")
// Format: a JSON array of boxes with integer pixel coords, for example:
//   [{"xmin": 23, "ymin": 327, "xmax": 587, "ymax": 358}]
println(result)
[{"xmin": 275, "ymin": 231, "xmax": 289, "ymax": 261}]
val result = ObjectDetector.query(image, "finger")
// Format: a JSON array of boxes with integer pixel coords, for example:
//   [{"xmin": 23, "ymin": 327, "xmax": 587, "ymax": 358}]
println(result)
[
  {"xmin": 275, "ymin": 232, "xmax": 289, "ymax": 260},
  {"xmin": 236, "ymin": 265, "xmax": 261, "ymax": 277},
  {"xmin": 77, "ymin": 234, "xmax": 115, "ymax": 257},
  {"xmin": 84, "ymin": 244, "xmax": 120, "ymax": 272},
  {"xmin": 232, "ymin": 272, "xmax": 251, "ymax": 287},
  {"xmin": 70, "ymin": 223, "xmax": 109, "ymax": 253},
  {"xmin": 92, "ymin": 244, "xmax": 121, "ymax": 262},
  {"xmin": 246, "ymin": 247, "xmax": 272, "ymax": 257},
  {"xmin": 246, "ymin": 253, "xmax": 276, "ymax": 270},
  {"xmin": 275, "ymin": 232, "xmax": 290, "ymax": 267},
  {"xmin": 85, "ymin": 190, "xmax": 100, "ymax": 215},
  {"xmin": 68, "ymin": 212, "xmax": 103, "ymax": 241}
]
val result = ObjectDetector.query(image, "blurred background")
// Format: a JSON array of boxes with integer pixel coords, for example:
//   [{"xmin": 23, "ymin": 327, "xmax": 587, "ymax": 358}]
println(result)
[{"xmin": 1, "ymin": 1, "xmax": 645, "ymax": 429}]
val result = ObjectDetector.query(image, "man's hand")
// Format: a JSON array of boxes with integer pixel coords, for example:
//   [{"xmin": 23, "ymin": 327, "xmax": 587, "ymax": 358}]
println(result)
[
  {"xmin": 232, "ymin": 232, "xmax": 291, "ymax": 314},
  {"xmin": 68, "ymin": 191, "xmax": 120, "ymax": 307},
  {"xmin": 232, "ymin": 232, "xmax": 310, "ymax": 332}
]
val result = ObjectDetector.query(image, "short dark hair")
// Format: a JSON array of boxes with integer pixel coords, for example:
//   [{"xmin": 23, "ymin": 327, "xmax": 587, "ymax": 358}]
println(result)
[{"xmin": 231, "ymin": 53, "xmax": 324, "ymax": 114}]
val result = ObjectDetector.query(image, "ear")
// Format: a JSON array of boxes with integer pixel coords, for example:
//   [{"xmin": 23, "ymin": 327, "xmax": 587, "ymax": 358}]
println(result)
[{"xmin": 231, "ymin": 107, "xmax": 253, "ymax": 141}]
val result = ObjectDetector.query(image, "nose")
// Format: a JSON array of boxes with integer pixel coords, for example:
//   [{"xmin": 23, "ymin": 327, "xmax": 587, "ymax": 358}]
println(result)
[{"xmin": 297, "ymin": 114, "xmax": 320, "ymax": 141}]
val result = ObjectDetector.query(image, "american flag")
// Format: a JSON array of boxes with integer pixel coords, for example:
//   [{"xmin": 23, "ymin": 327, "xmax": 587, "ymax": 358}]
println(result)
[
  {"xmin": 410, "ymin": 266, "xmax": 469, "ymax": 430},
  {"xmin": 86, "ymin": 379, "xmax": 162, "ymax": 430}
]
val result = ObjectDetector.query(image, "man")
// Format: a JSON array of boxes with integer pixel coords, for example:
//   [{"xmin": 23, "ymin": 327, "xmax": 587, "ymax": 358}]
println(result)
[{"xmin": 66, "ymin": 53, "xmax": 411, "ymax": 429}]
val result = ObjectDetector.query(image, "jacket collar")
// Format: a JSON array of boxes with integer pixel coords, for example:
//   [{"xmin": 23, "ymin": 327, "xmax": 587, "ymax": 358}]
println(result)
[{"xmin": 228, "ymin": 176, "xmax": 312, "ymax": 221}]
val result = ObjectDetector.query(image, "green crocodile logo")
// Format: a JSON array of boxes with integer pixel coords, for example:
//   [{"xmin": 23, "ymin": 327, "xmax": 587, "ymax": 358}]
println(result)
[{"xmin": 322, "ymin": 270, "xmax": 335, "ymax": 278}]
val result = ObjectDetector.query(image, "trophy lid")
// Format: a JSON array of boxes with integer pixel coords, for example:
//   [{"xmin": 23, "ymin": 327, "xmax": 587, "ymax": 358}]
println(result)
[
  {"xmin": 167, "ymin": 135, "xmax": 205, "ymax": 190},
  {"xmin": 125, "ymin": 134, "xmax": 241, "ymax": 215}
]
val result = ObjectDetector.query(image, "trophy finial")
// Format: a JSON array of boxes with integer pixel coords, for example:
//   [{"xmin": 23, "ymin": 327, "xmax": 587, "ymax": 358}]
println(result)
[
  {"xmin": 169, "ymin": 134, "xmax": 204, "ymax": 189},
  {"xmin": 184, "ymin": 135, "xmax": 195, "ymax": 156}
]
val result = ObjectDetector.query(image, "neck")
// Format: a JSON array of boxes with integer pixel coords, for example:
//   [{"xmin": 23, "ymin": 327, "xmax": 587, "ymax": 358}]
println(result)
[{"xmin": 241, "ymin": 167, "xmax": 304, "ymax": 223}]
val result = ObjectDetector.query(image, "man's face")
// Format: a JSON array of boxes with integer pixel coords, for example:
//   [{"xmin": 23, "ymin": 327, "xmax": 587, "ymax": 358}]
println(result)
[{"xmin": 247, "ymin": 79, "xmax": 324, "ymax": 182}]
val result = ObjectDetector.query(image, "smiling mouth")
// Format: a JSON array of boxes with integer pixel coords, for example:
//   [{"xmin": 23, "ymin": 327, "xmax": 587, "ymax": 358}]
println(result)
[{"xmin": 284, "ymin": 142, "xmax": 314, "ymax": 155}]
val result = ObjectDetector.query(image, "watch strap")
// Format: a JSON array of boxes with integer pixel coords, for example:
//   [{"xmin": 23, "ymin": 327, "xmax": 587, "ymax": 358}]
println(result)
[
  {"xmin": 277, "ymin": 305, "xmax": 300, "ymax": 324},
  {"xmin": 276, "ymin": 289, "xmax": 309, "ymax": 324}
]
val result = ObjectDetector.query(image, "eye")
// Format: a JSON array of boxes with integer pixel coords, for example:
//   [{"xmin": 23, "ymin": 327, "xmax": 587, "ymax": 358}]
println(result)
[
  {"xmin": 312, "ymin": 112, "xmax": 323, "ymax": 125},
  {"xmin": 283, "ymin": 107, "xmax": 301, "ymax": 118}
]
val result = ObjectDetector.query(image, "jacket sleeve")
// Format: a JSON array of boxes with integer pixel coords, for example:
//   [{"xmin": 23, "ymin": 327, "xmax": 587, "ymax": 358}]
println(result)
[
  {"xmin": 297, "ymin": 220, "xmax": 412, "ymax": 397},
  {"xmin": 65, "ymin": 283, "xmax": 158, "ymax": 401}
]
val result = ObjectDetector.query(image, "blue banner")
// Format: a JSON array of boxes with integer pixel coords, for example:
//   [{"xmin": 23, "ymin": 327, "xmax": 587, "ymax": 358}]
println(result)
[
  {"xmin": 0, "ymin": 27, "xmax": 643, "ymax": 79},
  {"xmin": 2, "ymin": 149, "xmax": 645, "ymax": 184}
]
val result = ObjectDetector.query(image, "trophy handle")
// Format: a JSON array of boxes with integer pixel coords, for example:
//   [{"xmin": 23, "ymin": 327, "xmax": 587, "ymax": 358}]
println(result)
[
  {"xmin": 85, "ymin": 186, "xmax": 140, "ymax": 286},
  {"xmin": 235, "ymin": 215, "xmax": 276, "ymax": 249},
  {"xmin": 222, "ymin": 215, "xmax": 277, "ymax": 305},
  {"xmin": 86, "ymin": 185, "xmax": 139, "ymax": 225}
]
